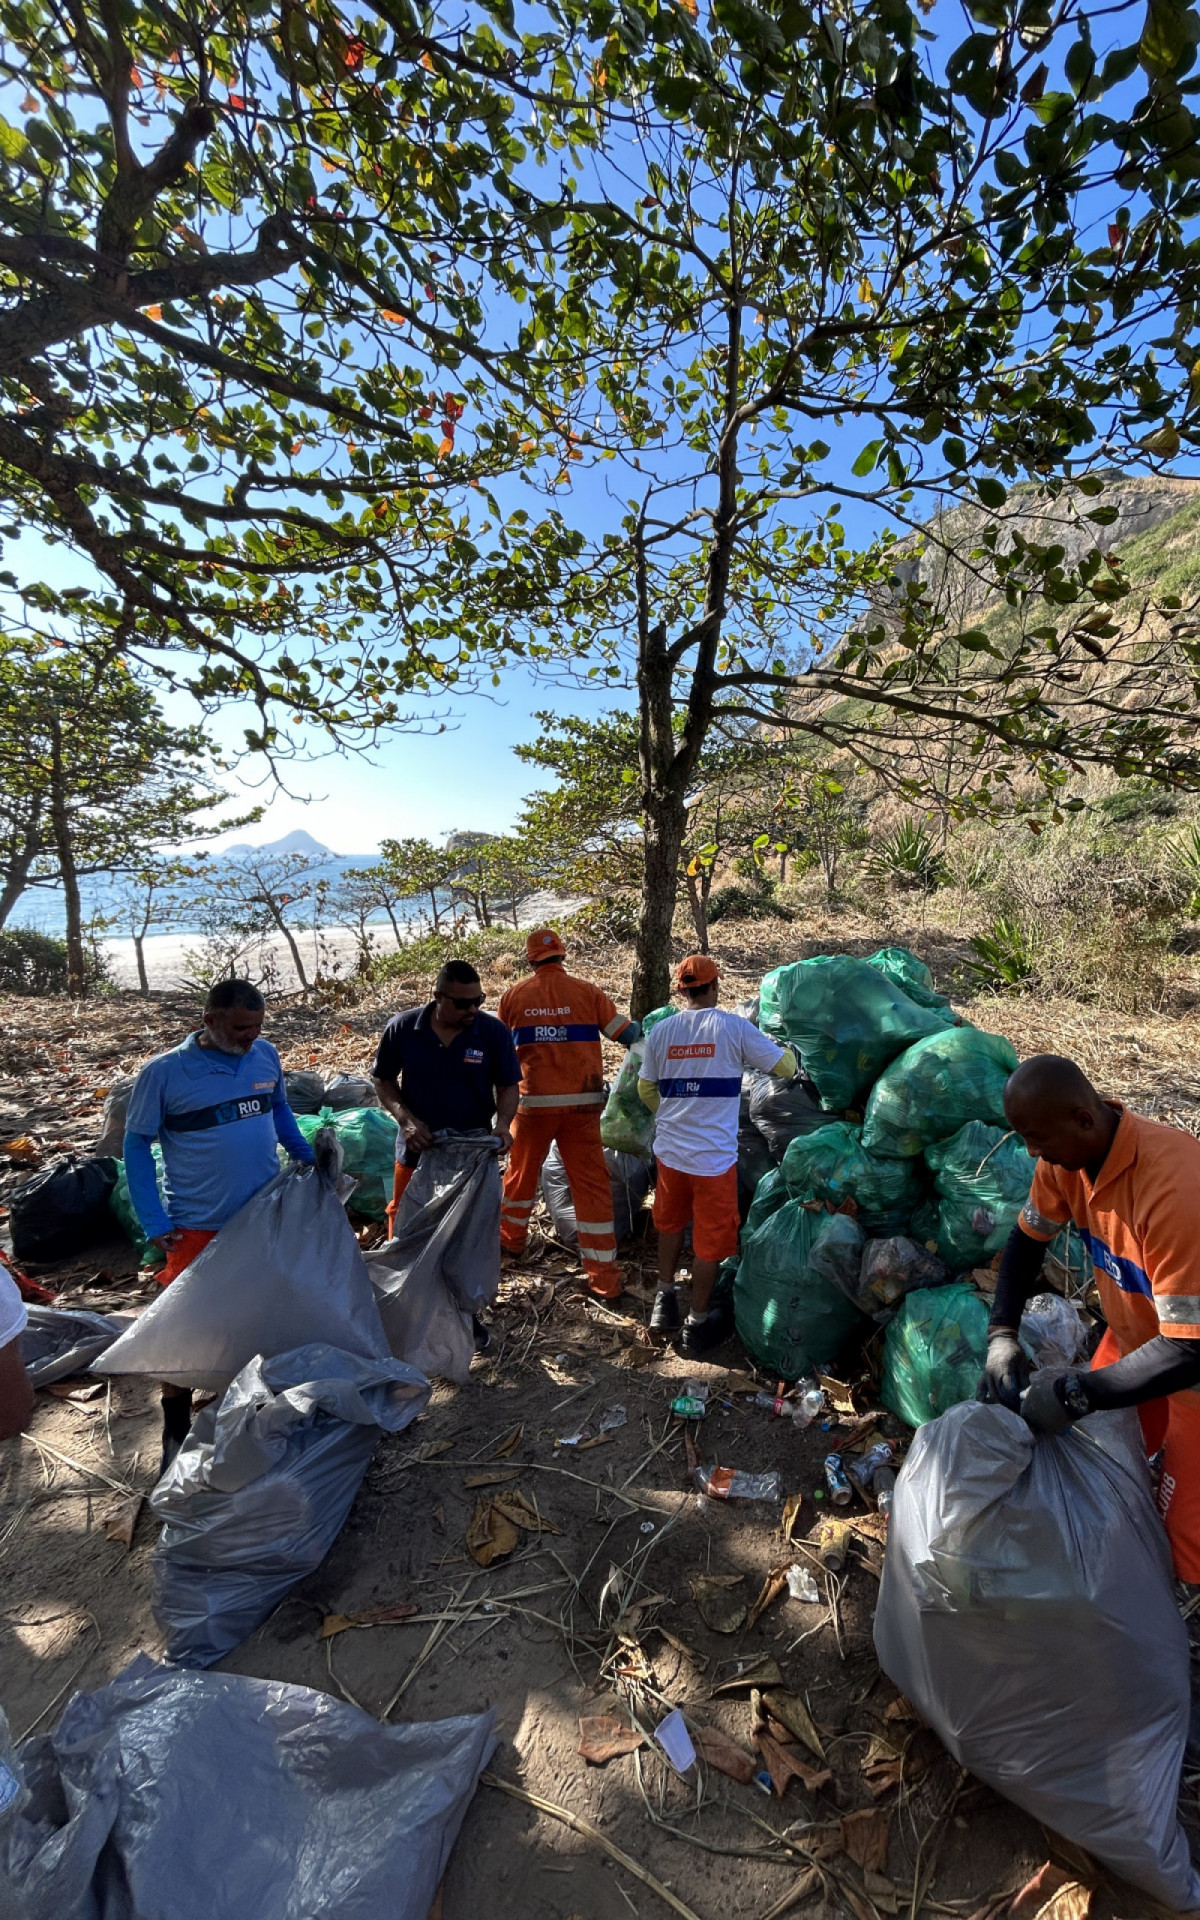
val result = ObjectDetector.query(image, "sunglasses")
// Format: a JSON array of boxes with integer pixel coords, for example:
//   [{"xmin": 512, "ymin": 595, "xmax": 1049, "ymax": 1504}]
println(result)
[{"xmin": 441, "ymin": 992, "xmax": 485, "ymax": 1010}]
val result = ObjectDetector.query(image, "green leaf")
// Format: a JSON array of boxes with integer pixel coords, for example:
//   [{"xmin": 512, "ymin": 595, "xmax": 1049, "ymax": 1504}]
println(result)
[
  {"xmin": 1142, "ymin": 424, "xmax": 1182, "ymax": 455},
  {"xmin": 852, "ymin": 439, "xmax": 883, "ymax": 477},
  {"xmin": 975, "ymin": 477, "xmax": 1007, "ymax": 508},
  {"xmin": 1139, "ymin": 0, "xmax": 1200, "ymax": 77},
  {"xmin": 943, "ymin": 436, "xmax": 968, "ymax": 468}
]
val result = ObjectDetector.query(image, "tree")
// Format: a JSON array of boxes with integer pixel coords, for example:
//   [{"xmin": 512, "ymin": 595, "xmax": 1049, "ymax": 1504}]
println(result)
[
  {"xmin": 200, "ymin": 850, "xmax": 327, "ymax": 993},
  {"xmin": 0, "ymin": 0, "xmax": 606, "ymax": 748},
  {"xmin": 109, "ymin": 855, "xmax": 210, "ymax": 995},
  {"xmin": 374, "ymin": 836, "xmax": 458, "ymax": 934},
  {"xmin": 0, "ymin": 631, "xmax": 253, "ymax": 994},
  {"xmin": 497, "ymin": 0, "xmax": 1200, "ymax": 1010}
]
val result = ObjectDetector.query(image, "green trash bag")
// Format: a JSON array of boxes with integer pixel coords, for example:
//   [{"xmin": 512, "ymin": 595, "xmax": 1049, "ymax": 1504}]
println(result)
[
  {"xmin": 743, "ymin": 1164, "xmax": 790, "ymax": 1240},
  {"xmin": 109, "ymin": 1149, "xmax": 167, "ymax": 1271},
  {"xmin": 758, "ymin": 955, "xmax": 954, "ymax": 1112},
  {"xmin": 599, "ymin": 1005, "xmax": 675, "ymax": 1158},
  {"xmin": 780, "ymin": 1122, "xmax": 926, "ymax": 1236},
  {"xmin": 924, "ymin": 1120, "xmax": 1036, "ymax": 1271},
  {"xmin": 296, "ymin": 1105, "xmax": 398, "ymax": 1221},
  {"xmin": 880, "ymin": 1281, "xmax": 991, "ymax": 1427},
  {"xmin": 734, "ymin": 1201, "xmax": 868, "ymax": 1380},
  {"xmin": 865, "ymin": 946, "xmax": 950, "ymax": 1012},
  {"xmin": 861, "ymin": 1026, "xmax": 1019, "ymax": 1160}
]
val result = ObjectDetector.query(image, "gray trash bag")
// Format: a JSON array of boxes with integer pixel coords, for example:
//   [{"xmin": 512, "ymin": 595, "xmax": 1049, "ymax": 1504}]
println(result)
[
  {"xmin": 92, "ymin": 1130, "xmax": 390, "ymax": 1393},
  {"xmin": 1020, "ymin": 1290, "xmax": 1091, "ymax": 1371},
  {"xmin": 539, "ymin": 1143, "xmax": 652, "ymax": 1247},
  {"xmin": 94, "ymin": 1074, "xmax": 137, "ymax": 1157},
  {"xmin": 323, "ymin": 1072, "xmax": 379, "ymax": 1110},
  {"xmin": 875, "ymin": 1400, "xmax": 1200, "ymax": 1911},
  {"xmin": 150, "ymin": 1343, "xmax": 429, "ymax": 1668},
  {"xmin": 855, "ymin": 1237, "xmax": 950, "ymax": 1318},
  {"xmin": 746, "ymin": 1071, "xmax": 827, "ymax": 1162},
  {"xmin": 0, "ymin": 1653, "xmax": 495, "ymax": 1920},
  {"xmin": 283, "ymin": 1068, "xmax": 326, "ymax": 1115},
  {"xmin": 366, "ymin": 1130, "xmax": 501, "ymax": 1384},
  {"xmin": 20, "ymin": 1306, "xmax": 128, "ymax": 1387}
]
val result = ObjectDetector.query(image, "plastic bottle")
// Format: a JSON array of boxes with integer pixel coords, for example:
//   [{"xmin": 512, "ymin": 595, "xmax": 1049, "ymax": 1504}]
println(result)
[
  {"xmin": 693, "ymin": 1464, "xmax": 782, "ymax": 1502},
  {"xmin": 874, "ymin": 1466, "xmax": 896, "ymax": 1517},
  {"xmin": 792, "ymin": 1387, "xmax": 824, "ymax": 1429},
  {"xmin": 753, "ymin": 1390, "xmax": 791, "ymax": 1416},
  {"xmin": 823, "ymin": 1454, "xmax": 853, "ymax": 1506}
]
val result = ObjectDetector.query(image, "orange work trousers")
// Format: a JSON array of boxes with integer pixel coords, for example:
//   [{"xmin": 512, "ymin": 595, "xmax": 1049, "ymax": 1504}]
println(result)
[
  {"xmin": 501, "ymin": 1107, "xmax": 620, "ymax": 1297},
  {"xmin": 385, "ymin": 1162, "xmax": 414, "ymax": 1238},
  {"xmin": 158, "ymin": 1228, "xmax": 217, "ymax": 1287},
  {"xmin": 1093, "ymin": 1326, "xmax": 1200, "ymax": 1580}
]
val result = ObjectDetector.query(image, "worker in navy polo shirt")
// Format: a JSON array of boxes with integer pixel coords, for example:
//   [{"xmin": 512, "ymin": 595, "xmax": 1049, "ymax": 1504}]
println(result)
[
  {"xmin": 124, "ymin": 977, "xmax": 315, "ymax": 1469},
  {"xmin": 372, "ymin": 958, "xmax": 521, "ymax": 1349}
]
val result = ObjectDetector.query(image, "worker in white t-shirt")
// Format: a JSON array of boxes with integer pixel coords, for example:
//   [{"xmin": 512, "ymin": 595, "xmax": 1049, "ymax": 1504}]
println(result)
[
  {"xmin": 638, "ymin": 955, "xmax": 796, "ymax": 1357},
  {"xmin": 0, "ymin": 1265, "xmax": 32, "ymax": 1440}
]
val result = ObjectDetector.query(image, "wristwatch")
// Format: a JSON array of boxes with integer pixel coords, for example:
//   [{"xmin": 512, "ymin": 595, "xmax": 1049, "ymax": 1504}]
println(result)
[{"xmin": 1058, "ymin": 1371, "xmax": 1091, "ymax": 1419}]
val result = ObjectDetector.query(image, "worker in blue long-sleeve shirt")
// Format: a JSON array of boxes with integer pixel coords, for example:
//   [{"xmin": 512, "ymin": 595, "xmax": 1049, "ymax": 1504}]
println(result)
[{"xmin": 124, "ymin": 976, "xmax": 314, "ymax": 1469}]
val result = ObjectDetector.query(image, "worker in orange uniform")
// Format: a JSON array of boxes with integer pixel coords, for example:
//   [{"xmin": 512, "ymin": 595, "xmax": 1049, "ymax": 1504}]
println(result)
[
  {"xmin": 980, "ymin": 1053, "xmax": 1200, "ymax": 1591},
  {"xmin": 498, "ymin": 929, "xmax": 641, "ymax": 1299}
]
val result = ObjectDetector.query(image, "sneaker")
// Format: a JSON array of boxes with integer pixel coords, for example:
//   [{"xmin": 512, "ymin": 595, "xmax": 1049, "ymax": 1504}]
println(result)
[
  {"xmin": 472, "ymin": 1314, "xmax": 492, "ymax": 1354},
  {"xmin": 681, "ymin": 1304, "xmax": 733, "ymax": 1359},
  {"xmin": 650, "ymin": 1289, "xmax": 682, "ymax": 1335}
]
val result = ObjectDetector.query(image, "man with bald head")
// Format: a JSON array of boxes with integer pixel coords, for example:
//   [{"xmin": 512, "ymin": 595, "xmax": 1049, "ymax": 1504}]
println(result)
[{"xmin": 979, "ymin": 1051, "xmax": 1200, "ymax": 1580}]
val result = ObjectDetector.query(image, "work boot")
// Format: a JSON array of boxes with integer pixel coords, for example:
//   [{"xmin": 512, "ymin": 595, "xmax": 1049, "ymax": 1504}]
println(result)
[
  {"xmin": 472, "ymin": 1314, "xmax": 492, "ymax": 1355},
  {"xmin": 586, "ymin": 1272, "xmax": 624, "ymax": 1304},
  {"xmin": 680, "ymin": 1302, "xmax": 733, "ymax": 1359},
  {"xmin": 159, "ymin": 1390, "xmax": 194, "ymax": 1478},
  {"xmin": 650, "ymin": 1288, "xmax": 682, "ymax": 1336}
]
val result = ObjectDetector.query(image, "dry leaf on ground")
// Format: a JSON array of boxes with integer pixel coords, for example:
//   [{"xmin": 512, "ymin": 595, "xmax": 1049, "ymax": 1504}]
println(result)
[
  {"xmin": 466, "ymin": 1498, "xmax": 520, "ymax": 1567},
  {"xmin": 860, "ymin": 1727, "xmax": 940, "ymax": 1796},
  {"xmin": 762, "ymin": 1688, "xmax": 826, "ymax": 1761},
  {"xmin": 746, "ymin": 1568, "xmax": 788, "ymax": 1631},
  {"xmin": 578, "ymin": 1715, "xmax": 647, "ymax": 1764},
  {"xmin": 711, "ymin": 1656, "xmax": 783, "ymax": 1695},
  {"xmin": 490, "ymin": 1424, "xmax": 524, "ymax": 1458},
  {"xmin": 691, "ymin": 1723, "xmax": 757, "ymax": 1784},
  {"xmin": 840, "ymin": 1806, "xmax": 891, "ymax": 1874},
  {"xmin": 689, "ymin": 1572, "xmax": 746, "ymax": 1634},
  {"xmin": 817, "ymin": 1373, "xmax": 856, "ymax": 1414},
  {"xmin": 1008, "ymin": 1865, "xmax": 1092, "ymax": 1920},
  {"xmin": 863, "ymin": 1869, "xmax": 899, "ymax": 1915},
  {"xmin": 781, "ymin": 1491, "xmax": 804, "ymax": 1542},
  {"xmin": 320, "ymin": 1602, "xmax": 419, "ymax": 1639},
  {"xmin": 463, "ymin": 1468, "xmax": 520, "ymax": 1489},
  {"xmin": 1033, "ymin": 1884, "xmax": 1092, "ymax": 1920},
  {"xmin": 754, "ymin": 1729, "xmax": 831, "ymax": 1798},
  {"xmin": 102, "ymin": 1495, "xmax": 142, "ymax": 1548},
  {"xmin": 491, "ymin": 1488, "xmax": 562, "ymax": 1535}
]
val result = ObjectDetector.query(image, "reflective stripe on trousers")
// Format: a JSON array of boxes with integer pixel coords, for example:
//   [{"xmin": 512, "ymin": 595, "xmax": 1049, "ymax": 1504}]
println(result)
[{"xmin": 501, "ymin": 1105, "xmax": 618, "ymax": 1288}]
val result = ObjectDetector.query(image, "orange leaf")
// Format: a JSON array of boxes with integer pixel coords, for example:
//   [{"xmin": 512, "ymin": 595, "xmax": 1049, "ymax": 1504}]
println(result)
[
  {"xmin": 692, "ymin": 1724, "xmax": 756, "ymax": 1784},
  {"xmin": 421, "ymin": 51, "xmax": 435, "ymax": 69},
  {"xmin": 129, "ymin": 66, "xmax": 143, "ymax": 88},
  {"xmin": 144, "ymin": 305, "xmax": 162, "ymax": 322},
  {"xmin": 228, "ymin": 92, "xmax": 245, "ymax": 108},
  {"xmin": 578, "ymin": 1716, "xmax": 646, "ymax": 1764},
  {"xmin": 437, "ymin": 436, "xmax": 453, "ymax": 460},
  {"xmin": 380, "ymin": 309, "xmax": 406, "ymax": 325}
]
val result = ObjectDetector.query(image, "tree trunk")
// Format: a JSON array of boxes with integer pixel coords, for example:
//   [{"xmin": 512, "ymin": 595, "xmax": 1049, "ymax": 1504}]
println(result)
[
  {"xmin": 263, "ymin": 895, "xmax": 309, "ymax": 991},
  {"xmin": 426, "ymin": 887, "xmax": 444, "ymax": 934},
  {"xmin": 134, "ymin": 934, "xmax": 149, "ymax": 995},
  {"xmin": 383, "ymin": 900, "xmax": 403, "ymax": 946},
  {"xmin": 632, "ymin": 788, "xmax": 688, "ymax": 1015},
  {"xmin": 0, "ymin": 806, "xmax": 45, "ymax": 928},
  {"xmin": 47, "ymin": 717, "xmax": 86, "ymax": 997},
  {"xmin": 684, "ymin": 867, "xmax": 709, "ymax": 954}
]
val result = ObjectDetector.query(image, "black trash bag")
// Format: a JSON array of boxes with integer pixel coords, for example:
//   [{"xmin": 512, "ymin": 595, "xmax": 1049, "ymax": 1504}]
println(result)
[
  {"xmin": 0, "ymin": 1653, "xmax": 496, "ymax": 1920},
  {"xmin": 736, "ymin": 1125, "xmax": 774, "ymax": 1224},
  {"xmin": 94, "ymin": 1075, "xmax": 137, "ymax": 1157},
  {"xmin": 746, "ymin": 1073, "xmax": 827, "ymax": 1162},
  {"xmin": 9, "ymin": 1155, "xmax": 119, "ymax": 1264},
  {"xmin": 150, "ymin": 1344, "xmax": 430, "ymax": 1668},
  {"xmin": 323, "ymin": 1072, "xmax": 379, "ymax": 1110},
  {"xmin": 283, "ymin": 1069, "xmax": 326, "ymax": 1115},
  {"xmin": 539, "ymin": 1144, "xmax": 653, "ymax": 1246},
  {"xmin": 20, "ymin": 1306, "xmax": 127, "ymax": 1387}
]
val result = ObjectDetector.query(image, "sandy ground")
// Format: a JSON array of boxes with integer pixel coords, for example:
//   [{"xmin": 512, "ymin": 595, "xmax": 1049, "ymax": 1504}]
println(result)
[{"xmin": 3, "ymin": 914, "xmax": 1200, "ymax": 1919}]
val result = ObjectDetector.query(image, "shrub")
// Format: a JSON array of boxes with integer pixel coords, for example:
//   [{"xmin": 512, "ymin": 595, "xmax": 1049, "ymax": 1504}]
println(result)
[
  {"xmin": 706, "ymin": 882, "xmax": 791, "ymax": 924},
  {"xmin": 963, "ymin": 918, "xmax": 1040, "ymax": 991},
  {"xmin": 367, "ymin": 926, "xmax": 528, "ymax": 995},
  {"xmin": 865, "ymin": 819, "xmax": 945, "ymax": 892},
  {"xmin": 0, "ymin": 928, "xmax": 70, "ymax": 994},
  {"xmin": 565, "ymin": 898, "xmax": 639, "ymax": 942}
]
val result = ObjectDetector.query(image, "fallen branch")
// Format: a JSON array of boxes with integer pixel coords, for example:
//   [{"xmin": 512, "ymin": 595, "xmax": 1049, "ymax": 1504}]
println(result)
[{"xmin": 482, "ymin": 1770, "xmax": 706, "ymax": 1920}]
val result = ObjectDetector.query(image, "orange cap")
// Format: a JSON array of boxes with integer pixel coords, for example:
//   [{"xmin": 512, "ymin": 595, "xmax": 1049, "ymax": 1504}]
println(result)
[
  {"xmin": 676, "ymin": 953, "xmax": 720, "ymax": 988},
  {"xmin": 527, "ymin": 927, "xmax": 566, "ymax": 965}
]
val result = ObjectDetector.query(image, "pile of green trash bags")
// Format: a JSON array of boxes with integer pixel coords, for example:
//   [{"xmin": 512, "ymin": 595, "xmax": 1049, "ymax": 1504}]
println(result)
[
  {"xmin": 734, "ymin": 1200, "xmax": 868, "ymax": 1380},
  {"xmin": 865, "ymin": 947, "xmax": 950, "ymax": 1013},
  {"xmin": 295, "ymin": 1106, "xmax": 398, "ymax": 1222},
  {"xmin": 109, "ymin": 1146, "xmax": 167, "ymax": 1271},
  {"xmin": 880, "ymin": 1282, "xmax": 991, "ymax": 1425},
  {"xmin": 599, "ymin": 1004, "xmax": 675, "ymax": 1158},
  {"xmin": 922, "ymin": 1120, "xmax": 1035, "ymax": 1270},
  {"xmin": 862, "ymin": 1026, "xmax": 1018, "ymax": 1159},
  {"xmin": 780, "ymin": 1122, "xmax": 926, "ymax": 1236},
  {"xmin": 759, "ymin": 954, "xmax": 955, "ymax": 1111}
]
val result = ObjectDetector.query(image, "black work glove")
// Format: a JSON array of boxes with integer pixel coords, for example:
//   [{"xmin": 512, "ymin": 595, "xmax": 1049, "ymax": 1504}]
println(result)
[
  {"xmin": 976, "ymin": 1329, "xmax": 1030, "ymax": 1412},
  {"xmin": 1020, "ymin": 1370, "xmax": 1085, "ymax": 1437}
]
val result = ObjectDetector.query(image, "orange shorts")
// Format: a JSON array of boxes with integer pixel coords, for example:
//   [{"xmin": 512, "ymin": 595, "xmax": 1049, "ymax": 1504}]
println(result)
[
  {"xmin": 158, "ymin": 1228, "xmax": 217, "ymax": 1287},
  {"xmin": 653, "ymin": 1161, "xmax": 739, "ymax": 1264}
]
